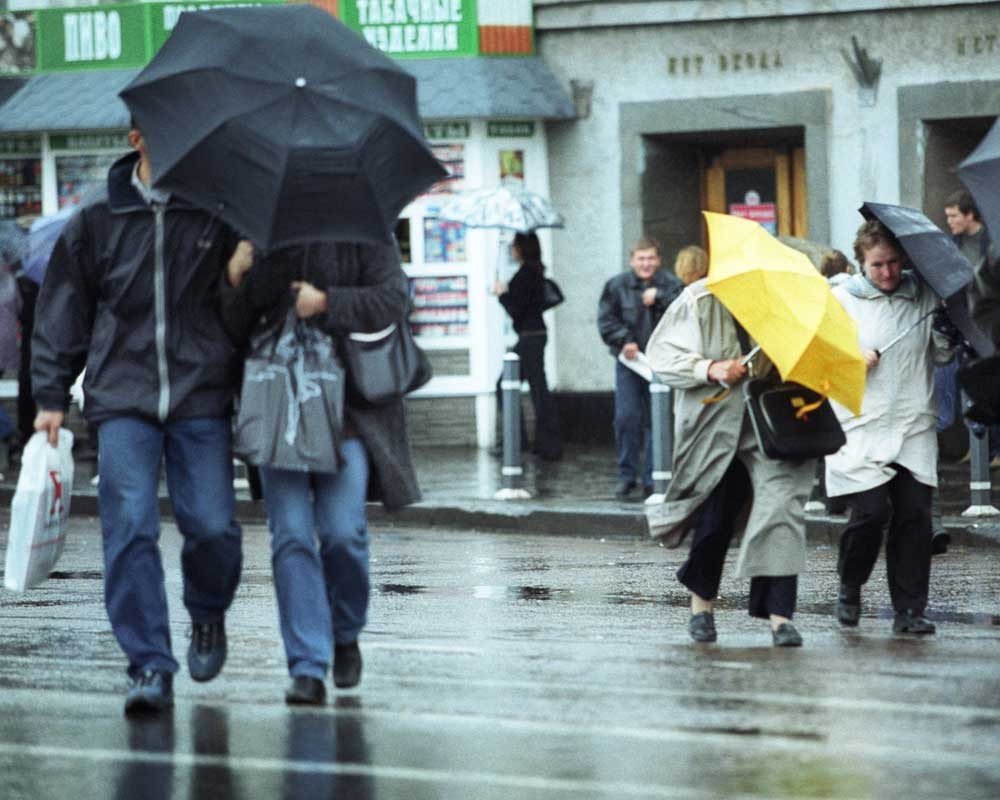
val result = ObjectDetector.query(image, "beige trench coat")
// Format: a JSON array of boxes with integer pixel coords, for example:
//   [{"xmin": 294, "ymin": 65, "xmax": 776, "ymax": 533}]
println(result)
[{"xmin": 644, "ymin": 279, "xmax": 812, "ymax": 578}]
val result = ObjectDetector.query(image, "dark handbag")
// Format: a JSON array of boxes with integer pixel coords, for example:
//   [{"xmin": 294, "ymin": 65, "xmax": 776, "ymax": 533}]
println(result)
[
  {"xmin": 342, "ymin": 320, "xmax": 432, "ymax": 406},
  {"xmin": 742, "ymin": 378, "xmax": 847, "ymax": 460},
  {"xmin": 542, "ymin": 278, "xmax": 564, "ymax": 311},
  {"xmin": 234, "ymin": 310, "xmax": 344, "ymax": 474},
  {"xmin": 733, "ymin": 318, "xmax": 845, "ymax": 461}
]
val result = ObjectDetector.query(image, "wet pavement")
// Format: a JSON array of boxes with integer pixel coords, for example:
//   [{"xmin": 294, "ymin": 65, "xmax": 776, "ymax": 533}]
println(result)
[
  {"xmin": 1, "ymin": 515, "xmax": 999, "ymax": 799},
  {"xmin": 4, "ymin": 443, "xmax": 999, "ymax": 545}
]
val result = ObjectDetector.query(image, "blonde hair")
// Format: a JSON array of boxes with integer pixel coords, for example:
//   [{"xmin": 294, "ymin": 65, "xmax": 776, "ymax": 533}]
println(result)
[{"xmin": 674, "ymin": 245, "xmax": 708, "ymax": 285}]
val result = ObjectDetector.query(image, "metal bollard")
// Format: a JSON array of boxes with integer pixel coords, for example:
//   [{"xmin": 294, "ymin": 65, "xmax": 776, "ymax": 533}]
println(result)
[
  {"xmin": 961, "ymin": 391, "xmax": 999, "ymax": 516},
  {"xmin": 494, "ymin": 352, "xmax": 531, "ymax": 500},
  {"xmin": 645, "ymin": 376, "xmax": 673, "ymax": 505}
]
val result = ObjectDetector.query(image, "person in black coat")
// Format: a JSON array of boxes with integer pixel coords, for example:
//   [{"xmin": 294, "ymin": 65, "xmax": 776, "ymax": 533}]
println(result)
[
  {"xmin": 597, "ymin": 236, "xmax": 683, "ymax": 499},
  {"xmin": 223, "ymin": 239, "xmax": 421, "ymax": 705},
  {"xmin": 492, "ymin": 232, "xmax": 562, "ymax": 461}
]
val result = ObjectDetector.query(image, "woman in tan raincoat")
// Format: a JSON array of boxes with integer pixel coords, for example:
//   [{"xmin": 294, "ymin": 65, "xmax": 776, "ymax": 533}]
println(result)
[{"xmin": 645, "ymin": 279, "xmax": 814, "ymax": 647}]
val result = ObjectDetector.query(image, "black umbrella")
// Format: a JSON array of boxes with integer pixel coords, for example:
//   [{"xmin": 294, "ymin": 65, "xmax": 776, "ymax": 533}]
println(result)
[
  {"xmin": 119, "ymin": 5, "xmax": 445, "ymax": 252},
  {"xmin": 859, "ymin": 201, "xmax": 994, "ymax": 357},
  {"xmin": 957, "ymin": 116, "xmax": 1000, "ymax": 247}
]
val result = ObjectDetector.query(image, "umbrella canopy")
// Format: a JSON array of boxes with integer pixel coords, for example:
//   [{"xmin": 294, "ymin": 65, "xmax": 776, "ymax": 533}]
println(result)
[
  {"xmin": 22, "ymin": 205, "xmax": 78, "ymax": 285},
  {"xmin": 0, "ymin": 219, "xmax": 29, "ymax": 271},
  {"xmin": 957, "ymin": 116, "xmax": 1000, "ymax": 247},
  {"xmin": 704, "ymin": 212, "xmax": 866, "ymax": 415},
  {"xmin": 120, "ymin": 5, "xmax": 445, "ymax": 252},
  {"xmin": 435, "ymin": 185, "xmax": 564, "ymax": 232},
  {"xmin": 859, "ymin": 201, "xmax": 994, "ymax": 357}
]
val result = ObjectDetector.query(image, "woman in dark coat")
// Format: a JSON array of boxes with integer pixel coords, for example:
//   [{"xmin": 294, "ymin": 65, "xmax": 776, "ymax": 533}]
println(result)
[
  {"xmin": 492, "ymin": 232, "xmax": 562, "ymax": 460},
  {"xmin": 224, "ymin": 239, "xmax": 420, "ymax": 704}
]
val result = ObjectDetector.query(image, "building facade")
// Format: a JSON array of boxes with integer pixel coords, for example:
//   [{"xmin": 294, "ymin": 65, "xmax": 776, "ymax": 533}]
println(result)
[{"xmin": 535, "ymin": 0, "xmax": 1000, "ymax": 409}]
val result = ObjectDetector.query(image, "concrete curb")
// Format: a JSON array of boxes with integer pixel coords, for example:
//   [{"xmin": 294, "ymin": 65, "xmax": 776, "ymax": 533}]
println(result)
[{"xmin": 36, "ymin": 488, "xmax": 1000, "ymax": 548}]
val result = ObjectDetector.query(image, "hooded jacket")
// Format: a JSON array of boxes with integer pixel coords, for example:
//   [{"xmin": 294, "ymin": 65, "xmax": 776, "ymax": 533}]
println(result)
[{"xmin": 31, "ymin": 151, "xmax": 241, "ymax": 424}]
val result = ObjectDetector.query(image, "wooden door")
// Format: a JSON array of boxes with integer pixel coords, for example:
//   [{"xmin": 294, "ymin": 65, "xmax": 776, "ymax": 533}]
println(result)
[{"xmin": 702, "ymin": 147, "xmax": 808, "ymax": 239}]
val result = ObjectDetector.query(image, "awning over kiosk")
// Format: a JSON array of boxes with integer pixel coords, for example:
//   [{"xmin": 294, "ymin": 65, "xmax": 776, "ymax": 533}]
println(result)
[{"xmin": 0, "ymin": 57, "xmax": 575, "ymax": 133}]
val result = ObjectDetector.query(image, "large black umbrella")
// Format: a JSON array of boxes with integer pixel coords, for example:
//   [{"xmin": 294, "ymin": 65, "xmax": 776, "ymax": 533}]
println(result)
[
  {"xmin": 859, "ymin": 201, "xmax": 994, "ymax": 357},
  {"xmin": 119, "ymin": 5, "xmax": 445, "ymax": 252},
  {"xmin": 957, "ymin": 116, "xmax": 1000, "ymax": 247}
]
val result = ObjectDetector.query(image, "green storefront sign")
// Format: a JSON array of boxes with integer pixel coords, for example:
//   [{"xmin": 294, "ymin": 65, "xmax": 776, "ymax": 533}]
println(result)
[
  {"xmin": 50, "ymin": 133, "xmax": 131, "ymax": 151},
  {"xmin": 34, "ymin": 1, "xmax": 284, "ymax": 72},
  {"xmin": 424, "ymin": 120, "xmax": 470, "ymax": 140},
  {"xmin": 487, "ymin": 121, "xmax": 535, "ymax": 137},
  {"xmin": 0, "ymin": 136, "xmax": 42, "ymax": 155},
  {"xmin": 339, "ymin": 0, "xmax": 478, "ymax": 58},
  {"xmin": 35, "ymin": 3, "xmax": 150, "ymax": 71}
]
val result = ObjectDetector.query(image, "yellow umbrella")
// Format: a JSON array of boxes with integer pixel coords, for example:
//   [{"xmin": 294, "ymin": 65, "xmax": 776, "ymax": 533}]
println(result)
[{"xmin": 704, "ymin": 211, "xmax": 865, "ymax": 415}]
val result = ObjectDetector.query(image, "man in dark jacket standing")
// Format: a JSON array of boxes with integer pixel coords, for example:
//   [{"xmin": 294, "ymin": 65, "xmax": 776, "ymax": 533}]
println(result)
[
  {"xmin": 598, "ymin": 237, "xmax": 683, "ymax": 499},
  {"xmin": 32, "ymin": 122, "xmax": 243, "ymax": 715}
]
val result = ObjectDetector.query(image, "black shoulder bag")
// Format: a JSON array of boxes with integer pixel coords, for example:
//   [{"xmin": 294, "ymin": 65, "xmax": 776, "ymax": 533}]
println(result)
[
  {"xmin": 342, "ymin": 320, "xmax": 432, "ymax": 407},
  {"xmin": 734, "ymin": 321, "xmax": 846, "ymax": 461}
]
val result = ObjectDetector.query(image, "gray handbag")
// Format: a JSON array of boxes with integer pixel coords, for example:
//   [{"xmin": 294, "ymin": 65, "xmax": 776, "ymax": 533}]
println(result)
[{"xmin": 234, "ymin": 310, "xmax": 344, "ymax": 474}]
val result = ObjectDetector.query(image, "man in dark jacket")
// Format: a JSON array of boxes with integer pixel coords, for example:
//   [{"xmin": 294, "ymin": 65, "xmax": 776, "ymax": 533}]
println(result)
[
  {"xmin": 597, "ymin": 237, "xmax": 683, "ymax": 499},
  {"xmin": 32, "ymin": 122, "xmax": 243, "ymax": 715}
]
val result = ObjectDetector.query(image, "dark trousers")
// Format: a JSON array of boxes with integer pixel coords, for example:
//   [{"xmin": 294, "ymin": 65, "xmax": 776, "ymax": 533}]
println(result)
[
  {"xmin": 16, "ymin": 276, "xmax": 37, "ymax": 444},
  {"xmin": 496, "ymin": 332, "xmax": 562, "ymax": 460},
  {"xmin": 677, "ymin": 458, "xmax": 798, "ymax": 620},
  {"xmin": 614, "ymin": 360, "xmax": 651, "ymax": 488},
  {"xmin": 838, "ymin": 465, "xmax": 932, "ymax": 614}
]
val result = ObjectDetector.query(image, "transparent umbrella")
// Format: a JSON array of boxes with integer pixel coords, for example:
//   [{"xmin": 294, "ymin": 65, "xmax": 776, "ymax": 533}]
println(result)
[
  {"xmin": 435, "ymin": 185, "xmax": 564, "ymax": 280},
  {"xmin": 435, "ymin": 185, "xmax": 565, "ymax": 234}
]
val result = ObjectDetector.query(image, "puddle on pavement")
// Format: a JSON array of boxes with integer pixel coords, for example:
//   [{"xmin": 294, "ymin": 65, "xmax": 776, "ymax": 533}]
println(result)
[
  {"xmin": 676, "ymin": 724, "xmax": 825, "ymax": 742},
  {"xmin": 379, "ymin": 583, "xmax": 427, "ymax": 595},
  {"xmin": 47, "ymin": 570, "xmax": 103, "ymax": 580}
]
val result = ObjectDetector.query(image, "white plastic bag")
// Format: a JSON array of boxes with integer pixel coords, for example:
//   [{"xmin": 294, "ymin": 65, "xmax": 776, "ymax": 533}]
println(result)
[{"xmin": 4, "ymin": 430, "xmax": 74, "ymax": 592}]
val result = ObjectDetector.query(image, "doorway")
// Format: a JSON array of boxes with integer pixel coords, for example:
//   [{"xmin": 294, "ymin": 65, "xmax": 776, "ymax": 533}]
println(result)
[
  {"xmin": 639, "ymin": 127, "xmax": 809, "ymax": 260},
  {"xmin": 702, "ymin": 145, "xmax": 809, "ymax": 239}
]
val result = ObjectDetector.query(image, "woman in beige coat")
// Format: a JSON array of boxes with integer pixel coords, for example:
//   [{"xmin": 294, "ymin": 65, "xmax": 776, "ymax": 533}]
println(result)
[
  {"xmin": 826, "ymin": 219, "xmax": 955, "ymax": 635},
  {"xmin": 646, "ymin": 280, "xmax": 814, "ymax": 647}
]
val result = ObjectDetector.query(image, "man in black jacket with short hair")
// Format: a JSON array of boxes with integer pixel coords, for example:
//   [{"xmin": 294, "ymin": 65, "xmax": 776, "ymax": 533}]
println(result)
[
  {"xmin": 597, "ymin": 237, "xmax": 683, "ymax": 499},
  {"xmin": 32, "ymin": 121, "xmax": 244, "ymax": 715}
]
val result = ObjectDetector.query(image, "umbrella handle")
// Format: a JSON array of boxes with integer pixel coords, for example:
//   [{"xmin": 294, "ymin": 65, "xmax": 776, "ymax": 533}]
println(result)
[{"xmin": 873, "ymin": 309, "xmax": 936, "ymax": 358}]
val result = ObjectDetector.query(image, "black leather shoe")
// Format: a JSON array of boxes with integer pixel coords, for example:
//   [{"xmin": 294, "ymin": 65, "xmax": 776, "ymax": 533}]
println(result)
[
  {"xmin": 614, "ymin": 480, "xmax": 636, "ymax": 500},
  {"xmin": 124, "ymin": 670, "xmax": 174, "ymax": 716},
  {"xmin": 836, "ymin": 583, "xmax": 861, "ymax": 627},
  {"xmin": 188, "ymin": 620, "xmax": 227, "ymax": 682},
  {"xmin": 931, "ymin": 531, "xmax": 950, "ymax": 556},
  {"xmin": 285, "ymin": 676, "xmax": 326, "ymax": 706},
  {"xmin": 333, "ymin": 642, "xmax": 363, "ymax": 688},
  {"xmin": 893, "ymin": 609, "xmax": 936, "ymax": 635},
  {"xmin": 772, "ymin": 622, "xmax": 803, "ymax": 647},
  {"xmin": 688, "ymin": 611, "xmax": 717, "ymax": 643}
]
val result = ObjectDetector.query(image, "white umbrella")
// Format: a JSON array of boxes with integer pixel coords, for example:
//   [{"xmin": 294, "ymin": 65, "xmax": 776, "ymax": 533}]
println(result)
[{"xmin": 435, "ymin": 185, "xmax": 564, "ymax": 232}]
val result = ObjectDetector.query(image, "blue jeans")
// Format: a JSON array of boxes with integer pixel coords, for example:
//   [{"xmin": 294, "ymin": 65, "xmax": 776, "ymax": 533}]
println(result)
[
  {"xmin": 934, "ymin": 361, "xmax": 960, "ymax": 432},
  {"xmin": 98, "ymin": 416, "xmax": 242, "ymax": 678},
  {"xmin": 614, "ymin": 360, "xmax": 652, "ymax": 488},
  {"xmin": 260, "ymin": 438, "xmax": 370, "ymax": 680}
]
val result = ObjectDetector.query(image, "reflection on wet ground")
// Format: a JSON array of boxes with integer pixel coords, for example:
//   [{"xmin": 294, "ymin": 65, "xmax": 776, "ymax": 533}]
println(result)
[{"xmin": 1, "ymin": 522, "xmax": 999, "ymax": 799}]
